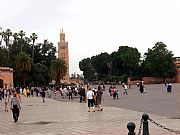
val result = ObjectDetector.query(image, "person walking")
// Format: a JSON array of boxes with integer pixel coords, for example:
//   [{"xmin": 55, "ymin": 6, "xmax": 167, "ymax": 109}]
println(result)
[
  {"xmin": 41, "ymin": 89, "xmax": 46, "ymax": 103},
  {"xmin": 4, "ymin": 90, "xmax": 10, "ymax": 112},
  {"xmin": 23, "ymin": 87, "xmax": 27, "ymax": 97},
  {"xmin": 96, "ymin": 88, "xmax": 103, "ymax": 111},
  {"xmin": 102, "ymin": 84, "xmax": 105, "ymax": 91},
  {"xmin": 139, "ymin": 82, "xmax": 144, "ymax": 93},
  {"xmin": 79, "ymin": 86, "xmax": 84, "ymax": 102},
  {"xmin": 116, "ymin": 88, "xmax": 119, "ymax": 99},
  {"xmin": 68, "ymin": 86, "xmax": 73, "ymax": 100},
  {"xmin": 123, "ymin": 83, "xmax": 128, "ymax": 95},
  {"xmin": 109, "ymin": 85, "xmax": 112, "ymax": 96},
  {"xmin": 112, "ymin": 87, "xmax": 117, "ymax": 99},
  {"xmin": 47, "ymin": 88, "xmax": 51, "ymax": 98},
  {"xmin": 167, "ymin": 83, "xmax": 172, "ymax": 93},
  {"xmin": 86, "ymin": 88, "xmax": 95, "ymax": 112},
  {"xmin": 10, "ymin": 93, "xmax": 21, "ymax": 122},
  {"xmin": 26, "ymin": 87, "xmax": 30, "ymax": 97},
  {"xmin": 0, "ymin": 88, "xmax": 4, "ymax": 110},
  {"xmin": 30, "ymin": 87, "xmax": 34, "ymax": 97}
]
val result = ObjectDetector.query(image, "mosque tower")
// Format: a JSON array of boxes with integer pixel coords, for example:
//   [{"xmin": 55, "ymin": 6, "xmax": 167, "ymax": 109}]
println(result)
[{"xmin": 58, "ymin": 29, "xmax": 70, "ymax": 83}]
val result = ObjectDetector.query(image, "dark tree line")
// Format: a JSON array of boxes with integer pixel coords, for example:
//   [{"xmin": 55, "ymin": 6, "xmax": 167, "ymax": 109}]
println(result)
[
  {"xmin": 0, "ymin": 29, "xmax": 58, "ymax": 87},
  {"xmin": 79, "ymin": 42, "xmax": 176, "ymax": 83}
]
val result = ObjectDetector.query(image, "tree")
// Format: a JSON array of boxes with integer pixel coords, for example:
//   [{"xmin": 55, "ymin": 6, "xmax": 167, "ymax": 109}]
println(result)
[
  {"xmin": 91, "ymin": 53, "xmax": 110, "ymax": 80},
  {"xmin": 142, "ymin": 42, "xmax": 176, "ymax": 78},
  {"xmin": 30, "ymin": 33, "xmax": 38, "ymax": 63},
  {"xmin": 110, "ymin": 51, "xmax": 123, "ymax": 76},
  {"xmin": 2, "ymin": 29, "xmax": 12, "ymax": 60},
  {"xmin": 35, "ymin": 40, "xmax": 56, "ymax": 68},
  {"xmin": 15, "ymin": 52, "xmax": 32, "ymax": 86},
  {"xmin": 5, "ymin": 29, "xmax": 12, "ymax": 46},
  {"xmin": 117, "ymin": 46, "xmax": 141, "ymax": 77},
  {"xmin": 0, "ymin": 47, "xmax": 8, "ymax": 66},
  {"xmin": 50, "ymin": 58, "xmax": 67, "ymax": 87},
  {"xmin": 0, "ymin": 28, "xmax": 57, "ymax": 87},
  {"xmin": 79, "ymin": 58, "xmax": 96, "ymax": 82},
  {"xmin": 18, "ymin": 30, "xmax": 25, "ymax": 52},
  {"xmin": 30, "ymin": 63, "xmax": 50, "ymax": 86},
  {"xmin": 13, "ymin": 33, "xmax": 19, "ymax": 42}
]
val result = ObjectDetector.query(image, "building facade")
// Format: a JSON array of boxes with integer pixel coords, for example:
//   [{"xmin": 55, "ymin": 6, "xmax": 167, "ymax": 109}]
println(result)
[
  {"xmin": 0, "ymin": 67, "xmax": 13, "ymax": 88},
  {"xmin": 58, "ymin": 30, "xmax": 70, "ymax": 83},
  {"xmin": 175, "ymin": 57, "xmax": 180, "ymax": 83}
]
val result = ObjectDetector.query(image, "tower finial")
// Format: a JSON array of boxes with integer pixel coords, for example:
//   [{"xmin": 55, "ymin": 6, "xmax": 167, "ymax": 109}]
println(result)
[{"xmin": 60, "ymin": 28, "xmax": 64, "ymax": 33}]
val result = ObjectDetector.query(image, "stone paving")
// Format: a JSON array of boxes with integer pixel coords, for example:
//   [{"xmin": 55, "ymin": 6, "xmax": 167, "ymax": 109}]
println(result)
[{"xmin": 0, "ymin": 96, "xmax": 180, "ymax": 135}]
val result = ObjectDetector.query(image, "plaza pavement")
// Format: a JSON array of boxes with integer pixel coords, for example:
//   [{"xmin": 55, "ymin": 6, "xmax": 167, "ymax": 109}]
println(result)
[{"xmin": 0, "ymin": 95, "xmax": 180, "ymax": 135}]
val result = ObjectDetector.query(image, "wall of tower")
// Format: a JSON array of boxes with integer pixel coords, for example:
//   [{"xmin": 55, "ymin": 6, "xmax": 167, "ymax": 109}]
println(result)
[
  {"xmin": 58, "ymin": 31, "xmax": 70, "ymax": 83},
  {"xmin": 175, "ymin": 57, "xmax": 180, "ymax": 83}
]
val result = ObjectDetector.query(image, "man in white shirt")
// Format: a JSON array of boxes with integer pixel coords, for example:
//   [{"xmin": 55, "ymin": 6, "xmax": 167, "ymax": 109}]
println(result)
[
  {"xmin": 123, "ymin": 83, "xmax": 128, "ymax": 95},
  {"xmin": 86, "ymin": 88, "xmax": 95, "ymax": 112}
]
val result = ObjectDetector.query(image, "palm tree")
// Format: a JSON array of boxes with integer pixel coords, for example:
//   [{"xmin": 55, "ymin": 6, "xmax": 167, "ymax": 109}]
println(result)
[
  {"xmin": 5, "ymin": 29, "xmax": 12, "ymax": 45},
  {"xmin": 18, "ymin": 30, "xmax": 25, "ymax": 52},
  {"xmin": 50, "ymin": 58, "xmax": 67, "ymax": 87},
  {"xmin": 11, "ymin": 33, "xmax": 20, "ymax": 64},
  {"xmin": 15, "ymin": 52, "xmax": 32, "ymax": 87},
  {"xmin": 2, "ymin": 29, "xmax": 12, "ymax": 59},
  {"xmin": 0, "ymin": 28, "xmax": 3, "ymax": 46},
  {"xmin": 30, "ymin": 33, "xmax": 38, "ymax": 63},
  {"xmin": 13, "ymin": 33, "xmax": 19, "ymax": 43},
  {"xmin": 24, "ymin": 37, "xmax": 31, "ymax": 44}
]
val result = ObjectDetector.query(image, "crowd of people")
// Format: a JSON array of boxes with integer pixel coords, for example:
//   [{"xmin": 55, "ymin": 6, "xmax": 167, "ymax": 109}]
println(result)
[
  {"xmin": 0, "ymin": 86, "xmax": 47, "ymax": 122},
  {"xmin": 0, "ymin": 81, "xmax": 173, "ymax": 122}
]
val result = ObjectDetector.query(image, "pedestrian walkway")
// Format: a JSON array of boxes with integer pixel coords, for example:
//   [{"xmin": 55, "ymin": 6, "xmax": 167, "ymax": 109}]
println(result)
[{"xmin": 0, "ymin": 96, "xmax": 179, "ymax": 135}]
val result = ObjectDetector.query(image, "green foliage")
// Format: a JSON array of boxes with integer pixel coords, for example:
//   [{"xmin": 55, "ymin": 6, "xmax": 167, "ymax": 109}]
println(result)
[
  {"xmin": 79, "ymin": 58, "xmax": 96, "ymax": 82},
  {"xmin": 31, "ymin": 63, "xmax": 50, "ymax": 86},
  {"xmin": 50, "ymin": 58, "xmax": 67, "ymax": 85},
  {"xmin": 142, "ymin": 42, "xmax": 176, "ymax": 78},
  {"xmin": 0, "ymin": 47, "xmax": 8, "ymax": 66},
  {"xmin": 15, "ymin": 52, "xmax": 32, "ymax": 86},
  {"xmin": 117, "ymin": 46, "xmax": 141, "ymax": 76},
  {"xmin": 79, "ymin": 46, "xmax": 141, "ymax": 82},
  {"xmin": 91, "ymin": 52, "xmax": 110, "ymax": 79},
  {"xmin": 0, "ymin": 28, "xmax": 57, "ymax": 87},
  {"xmin": 30, "ymin": 33, "xmax": 38, "ymax": 63},
  {"xmin": 79, "ymin": 44, "xmax": 176, "ymax": 83},
  {"xmin": 120, "ymin": 74, "xmax": 128, "ymax": 83},
  {"xmin": 15, "ymin": 52, "xmax": 32, "ymax": 73}
]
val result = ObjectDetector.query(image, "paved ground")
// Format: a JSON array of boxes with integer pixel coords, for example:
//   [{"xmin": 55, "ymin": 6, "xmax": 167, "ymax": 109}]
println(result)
[
  {"xmin": 97, "ymin": 83, "xmax": 180, "ymax": 118},
  {"xmin": 0, "ymin": 92, "xmax": 180, "ymax": 135},
  {"xmin": 53, "ymin": 83, "xmax": 180, "ymax": 117}
]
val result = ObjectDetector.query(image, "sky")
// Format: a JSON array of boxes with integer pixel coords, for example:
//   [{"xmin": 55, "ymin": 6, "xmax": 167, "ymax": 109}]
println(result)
[{"xmin": 0, "ymin": 0, "xmax": 180, "ymax": 75}]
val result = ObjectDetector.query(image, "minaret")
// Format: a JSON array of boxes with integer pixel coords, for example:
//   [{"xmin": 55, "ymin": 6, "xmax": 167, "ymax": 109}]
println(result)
[{"xmin": 58, "ymin": 29, "xmax": 70, "ymax": 82}]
